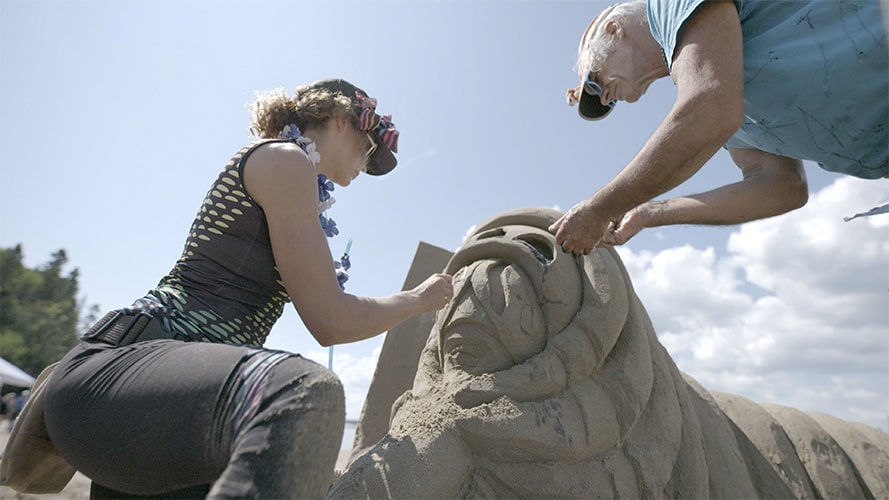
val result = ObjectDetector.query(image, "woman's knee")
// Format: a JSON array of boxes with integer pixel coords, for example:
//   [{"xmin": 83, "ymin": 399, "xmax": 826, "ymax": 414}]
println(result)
[
  {"xmin": 302, "ymin": 365, "xmax": 345, "ymax": 417},
  {"xmin": 269, "ymin": 358, "xmax": 345, "ymax": 416}
]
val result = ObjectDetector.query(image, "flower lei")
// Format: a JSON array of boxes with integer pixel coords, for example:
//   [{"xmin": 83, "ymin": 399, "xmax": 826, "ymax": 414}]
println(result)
[{"xmin": 279, "ymin": 124, "xmax": 350, "ymax": 290}]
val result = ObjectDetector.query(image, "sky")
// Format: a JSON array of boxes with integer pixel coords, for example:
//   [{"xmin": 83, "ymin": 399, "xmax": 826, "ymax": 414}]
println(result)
[{"xmin": 1, "ymin": 0, "xmax": 887, "ymax": 446}]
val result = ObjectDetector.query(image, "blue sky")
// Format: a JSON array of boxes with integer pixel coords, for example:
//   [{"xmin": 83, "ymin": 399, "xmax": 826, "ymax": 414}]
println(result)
[{"xmin": 2, "ymin": 0, "xmax": 886, "ymax": 441}]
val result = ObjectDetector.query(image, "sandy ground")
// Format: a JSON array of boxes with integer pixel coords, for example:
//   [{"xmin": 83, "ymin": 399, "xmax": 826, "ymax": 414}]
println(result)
[
  {"xmin": 0, "ymin": 426, "xmax": 91, "ymax": 499},
  {"xmin": 0, "ymin": 425, "xmax": 353, "ymax": 499}
]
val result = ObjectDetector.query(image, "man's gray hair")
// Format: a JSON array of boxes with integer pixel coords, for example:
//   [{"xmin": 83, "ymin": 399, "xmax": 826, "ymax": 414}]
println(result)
[{"xmin": 576, "ymin": 0, "xmax": 648, "ymax": 80}]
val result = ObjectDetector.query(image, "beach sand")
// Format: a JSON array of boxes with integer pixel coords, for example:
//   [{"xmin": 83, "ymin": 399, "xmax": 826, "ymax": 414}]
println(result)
[
  {"xmin": 0, "ymin": 426, "xmax": 91, "ymax": 499},
  {"xmin": 0, "ymin": 425, "xmax": 353, "ymax": 499}
]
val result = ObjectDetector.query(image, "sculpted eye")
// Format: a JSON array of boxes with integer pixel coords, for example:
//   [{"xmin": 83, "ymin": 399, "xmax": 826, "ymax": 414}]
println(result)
[
  {"xmin": 467, "ymin": 227, "xmax": 554, "ymax": 264},
  {"xmin": 476, "ymin": 228, "xmax": 505, "ymax": 240},
  {"xmin": 516, "ymin": 234, "xmax": 554, "ymax": 264}
]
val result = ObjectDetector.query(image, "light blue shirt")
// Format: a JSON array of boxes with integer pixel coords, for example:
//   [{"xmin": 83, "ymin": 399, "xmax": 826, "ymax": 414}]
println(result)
[{"xmin": 648, "ymin": 0, "xmax": 888, "ymax": 179}]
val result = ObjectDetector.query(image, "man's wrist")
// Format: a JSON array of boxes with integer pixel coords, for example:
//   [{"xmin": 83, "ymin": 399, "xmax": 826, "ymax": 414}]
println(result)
[{"xmin": 643, "ymin": 200, "xmax": 670, "ymax": 228}]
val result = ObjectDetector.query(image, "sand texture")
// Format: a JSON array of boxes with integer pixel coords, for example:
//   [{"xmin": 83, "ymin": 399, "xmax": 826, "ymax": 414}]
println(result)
[{"xmin": 334, "ymin": 208, "xmax": 889, "ymax": 499}]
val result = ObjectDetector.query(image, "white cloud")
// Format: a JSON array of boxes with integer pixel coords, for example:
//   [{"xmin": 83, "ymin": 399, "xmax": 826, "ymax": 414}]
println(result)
[
  {"xmin": 307, "ymin": 344, "xmax": 383, "ymax": 420},
  {"xmin": 460, "ymin": 224, "xmax": 478, "ymax": 245},
  {"xmin": 617, "ymin": 176, "xmax": 889, "ymax": 431}
]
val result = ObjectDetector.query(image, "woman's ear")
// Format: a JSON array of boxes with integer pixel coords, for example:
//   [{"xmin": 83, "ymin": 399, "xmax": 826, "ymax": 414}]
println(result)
[{"xmin": 334, "ymin": 114, "xmax": 350, "ymax": 133}]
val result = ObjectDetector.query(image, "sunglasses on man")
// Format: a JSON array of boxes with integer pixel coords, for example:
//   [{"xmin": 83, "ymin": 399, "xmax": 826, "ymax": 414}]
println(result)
[{"xmin": 583, "ymin": 74, "xmax": 616, "ymax": 111}]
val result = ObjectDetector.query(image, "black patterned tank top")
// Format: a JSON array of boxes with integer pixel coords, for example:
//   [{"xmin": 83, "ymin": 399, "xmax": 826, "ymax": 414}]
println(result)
[{"xmin": 129, "ymin": 140, "xmax": 292, "ymax": 346}]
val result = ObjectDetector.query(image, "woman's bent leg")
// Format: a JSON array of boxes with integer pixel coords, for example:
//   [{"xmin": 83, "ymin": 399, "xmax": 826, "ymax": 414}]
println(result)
[
  {"xmin": 45, "ymin": 340, "xmax": 345, "ymax": 498},
  {"xmin": 209, "ymin": 354, "xmax": 345, "ymax": 499}
]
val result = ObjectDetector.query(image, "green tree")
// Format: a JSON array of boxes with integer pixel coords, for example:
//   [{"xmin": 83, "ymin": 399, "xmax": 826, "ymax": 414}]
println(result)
[{"xmin": 0, "ymin": 244, "xmax": 93, "ymax": 377}]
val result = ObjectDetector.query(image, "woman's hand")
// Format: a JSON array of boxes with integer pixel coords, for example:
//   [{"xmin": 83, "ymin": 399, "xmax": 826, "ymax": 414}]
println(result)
[
  {"xmin": 410, "ymin": 273, "xmax": 454, "ymax": 313},
  {"xmin": 244, "ymin": 143, "xmax": 453, "ymax": 345}
]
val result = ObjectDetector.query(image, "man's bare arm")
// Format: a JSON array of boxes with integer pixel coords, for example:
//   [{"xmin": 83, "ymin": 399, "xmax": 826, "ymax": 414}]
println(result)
[
  {"xmin": 604, "ymin": 148, "xmax": 808, "ymax": 244},
  {"xmin": 553, "ymin": 1, "xmax": 745, "ymax": 253}
]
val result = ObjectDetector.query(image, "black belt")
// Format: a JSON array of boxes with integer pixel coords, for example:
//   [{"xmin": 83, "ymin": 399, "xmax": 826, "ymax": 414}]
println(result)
[{"xmin": 82, "ymin": 311, "xmax": 188, "ymax": 347}]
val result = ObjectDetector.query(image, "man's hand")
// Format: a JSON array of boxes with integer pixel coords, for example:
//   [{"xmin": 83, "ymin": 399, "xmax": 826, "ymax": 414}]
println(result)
[
  {"xmin": 549, "ymin": 198, "xmax": 610, "ymax": 255},
  {"xmin": 601, "ymin": 201, "xmax": 663, "ymax": 245},
  {"xmin": 604, "ymin": 148, "xmax": 809, "ymax": 245}
]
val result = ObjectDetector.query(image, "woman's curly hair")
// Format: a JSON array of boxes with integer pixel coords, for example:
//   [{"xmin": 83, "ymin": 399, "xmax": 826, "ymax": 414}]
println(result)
[{"xmin": 249, "ymin": 85, "xmax": 359, "ymax": 139}]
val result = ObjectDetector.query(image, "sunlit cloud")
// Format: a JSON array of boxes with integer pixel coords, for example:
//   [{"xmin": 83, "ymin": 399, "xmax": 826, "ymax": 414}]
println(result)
[
  {"xmin": 308, "ymin": 345, "xmax": 384, "ymax": 420},
  {"xmin": 460, "ymin": 224, "xmax": 478, "ymax": 245},
  {"xmin": 617, "ymin": 176, "xmax": 889, "ymax": 430}
]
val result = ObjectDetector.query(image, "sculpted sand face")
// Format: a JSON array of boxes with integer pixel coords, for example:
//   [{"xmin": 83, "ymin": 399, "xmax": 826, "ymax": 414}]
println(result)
[
  {"xmin": 332, "ymin": 208, "xmax": 889, "ymax": 499},
  {"xmin": 440, "ymin": 262, "xmax": 545, "ymax": 379}
]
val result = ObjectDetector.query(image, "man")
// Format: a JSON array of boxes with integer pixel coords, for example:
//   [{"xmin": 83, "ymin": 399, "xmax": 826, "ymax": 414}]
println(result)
[{"xmin": 550, "ymin": 0, "xmax": 888, "ymax": 254}]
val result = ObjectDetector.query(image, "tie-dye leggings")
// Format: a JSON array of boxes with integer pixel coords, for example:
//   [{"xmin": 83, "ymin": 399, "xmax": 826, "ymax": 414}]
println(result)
[{"xmin": 44, "ymin": 339, "xmax": 345, "ymax": 498}]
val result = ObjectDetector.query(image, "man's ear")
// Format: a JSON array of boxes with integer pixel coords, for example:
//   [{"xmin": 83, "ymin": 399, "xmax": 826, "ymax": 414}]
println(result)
[{"xmin": 604, "ymin": 19, "xmax": 621, "ymax": 37}]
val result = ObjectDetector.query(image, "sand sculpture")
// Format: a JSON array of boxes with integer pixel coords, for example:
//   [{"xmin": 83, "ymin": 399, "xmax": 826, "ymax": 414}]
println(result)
[{"xmin": 329, "ymin": 208, "xmax": 889, "ymax": 499}]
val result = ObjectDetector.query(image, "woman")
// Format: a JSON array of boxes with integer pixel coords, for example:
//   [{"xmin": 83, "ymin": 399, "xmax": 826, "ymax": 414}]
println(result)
[{"xmin": 43, "ymin": 78, "xmax": 453, "ymax": 498}]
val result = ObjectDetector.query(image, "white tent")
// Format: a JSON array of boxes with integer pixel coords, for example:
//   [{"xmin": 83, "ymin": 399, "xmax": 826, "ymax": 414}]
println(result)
[{"xmin": 0, "ymin": 357, "xmax": 35, "ymax": 388}]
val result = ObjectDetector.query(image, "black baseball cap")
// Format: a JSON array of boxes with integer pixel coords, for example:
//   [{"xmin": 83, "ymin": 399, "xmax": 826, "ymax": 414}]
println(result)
[
  {"xmin": 571, "ymin": 6, "xmax": 618, "ymax": 121},
  {"xmin": 577, "ymin": 84, "xmax": 615, "ymax": 121},
  {"xmin": 307, "ymin": 78, "xmax": 398, "ymax": 175}
]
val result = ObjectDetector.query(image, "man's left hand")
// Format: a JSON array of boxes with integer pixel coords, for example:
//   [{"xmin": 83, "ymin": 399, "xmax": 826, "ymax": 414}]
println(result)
[
  {"xmin": 549, "ymin": 198, "xmax": 610, "ymax": 255},
  {"xmin": 602, "ymin": 203, "xmax": 652, "ymax": 245}
]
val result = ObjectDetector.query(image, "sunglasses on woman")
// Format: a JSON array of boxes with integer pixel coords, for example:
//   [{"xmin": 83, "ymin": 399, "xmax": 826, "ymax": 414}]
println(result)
[{"xmin": 365, "ymin": 133, "xmax": 378, "ymax": 162}]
